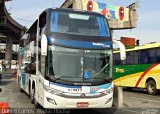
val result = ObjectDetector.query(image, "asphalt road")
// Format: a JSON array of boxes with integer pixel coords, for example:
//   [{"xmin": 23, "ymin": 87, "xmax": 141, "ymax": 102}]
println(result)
[{"xmin": 0, "ymin": 75, "xmax": 160, "ymax": 114}]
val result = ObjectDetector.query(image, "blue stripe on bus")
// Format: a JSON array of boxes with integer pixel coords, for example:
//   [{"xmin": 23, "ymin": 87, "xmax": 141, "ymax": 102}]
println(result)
[
  {"xmin": 49, "ymin": 82, "xmax": 112, "ymax": 89},
  {"xmin": 48, "ymin": 37, "xmax": 112, "ymax": 49},
  {"xmin": 49, "ymin": 82, "xmax": 82, "ymax": 88},
  {"xmin": 49, "ymin": 81, "xmax": 112, "ymax": 94}
]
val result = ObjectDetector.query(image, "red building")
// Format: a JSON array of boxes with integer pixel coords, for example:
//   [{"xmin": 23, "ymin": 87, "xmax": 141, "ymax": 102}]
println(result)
[{"xmin": 120, "ymin": 37, "xmax": 136, "ymax": 46}]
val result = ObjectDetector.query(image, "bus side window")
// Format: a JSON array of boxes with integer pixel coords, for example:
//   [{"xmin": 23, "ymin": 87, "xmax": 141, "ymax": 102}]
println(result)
[
  {"xmin": 113, "ymin": 54, "xmax": 116, "ymax": 65},
  {"xmin": 19, "ymin": 40, "xmax": 24, "ymax": 48},
  {"xmin": 148, "ymin": 49, "xmax": 156, "ymax": 64},
  {"xmin": 139, "ymin": 50, "xmax": 147, "ymax": 64},
  {"xmin": 38, "ymin": 12, "xmax": 47, "ymax": 76},
  {"xmin": 48, "ymin": 50, "xmax": 54, "ymax": 75},
  {"xmin": 29, "ymin": 34, "xmax": 36, "ymax": 42},
  {"xmin": 114, "ymin": 53, "xmax": 121, "ymax": 65},
  {"xmin": 126, "ymin": 52, "xmax": 134, "ymax": 64},
  {"xmin": 157, "ymin": 48, "xmax": 160, "ymax": 63},
  {"xmin": 133, "ymin": 51, "xmax": 139, "ymax": 64},
  {"xmin": 39, "ymin": 12, "xmax": 46, "ymax": 35}
]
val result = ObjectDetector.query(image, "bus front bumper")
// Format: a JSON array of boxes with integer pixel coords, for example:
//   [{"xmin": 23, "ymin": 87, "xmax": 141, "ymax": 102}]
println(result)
[{"xmin": 42, "ymin": 91, "xmax": 113, "ymax": 109}]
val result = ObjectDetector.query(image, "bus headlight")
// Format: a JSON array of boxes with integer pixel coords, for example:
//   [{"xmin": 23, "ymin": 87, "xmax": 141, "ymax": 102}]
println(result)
[
  {"xmin": 100, "ymin": 88, "xmax": 113, "ymax": 95},
  {"xmin": 43, "ymin": 85, "xmax": 63, "ymax": 95},
  {"xmin": 46, "ymin": 97, "xmax": 57, "ymax": 105}
]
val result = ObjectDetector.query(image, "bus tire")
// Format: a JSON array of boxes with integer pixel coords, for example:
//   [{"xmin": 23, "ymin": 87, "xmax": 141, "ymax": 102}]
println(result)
[
  {"xmin": 113, "ymin": 86, "xmax": 123, "ymax": 107},
  {"xmin": 147, "ymin": 80, "xmax": 157, "ymax": 95},
  {"xmin": 30, "ymin": 86, "xmax": 39, "ymax": 108},
  {"xmin": 30, "ymin": 87, "xmax": 34, "ymax": 104},
  {"xmin": 33, "ymin": 88, "xmax": 40, "ymax": 108},
  {"xmin": 18, "ymin": 76, "xmax": 23, "ymax": 93}
]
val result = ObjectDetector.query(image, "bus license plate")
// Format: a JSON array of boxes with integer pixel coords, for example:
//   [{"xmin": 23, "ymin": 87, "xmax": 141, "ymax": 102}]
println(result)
[{"xmin": 77, "ymin": 102, "xmax": 89, "ymax": 108}]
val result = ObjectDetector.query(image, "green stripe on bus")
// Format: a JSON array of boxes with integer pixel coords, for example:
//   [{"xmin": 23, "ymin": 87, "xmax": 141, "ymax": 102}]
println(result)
[{"xmin": 113, "ymin": 64, "xmax": 153, "ymax": 80}]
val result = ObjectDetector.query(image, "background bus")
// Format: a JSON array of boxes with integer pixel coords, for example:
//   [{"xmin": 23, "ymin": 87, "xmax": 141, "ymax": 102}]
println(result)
[
  {"xmin": 17, "ymin": 8, "xmax": 125, "ymax": 109},
  {"xmin": 113, "ymin": 42, "xmax": 160, "ymax": 95}
]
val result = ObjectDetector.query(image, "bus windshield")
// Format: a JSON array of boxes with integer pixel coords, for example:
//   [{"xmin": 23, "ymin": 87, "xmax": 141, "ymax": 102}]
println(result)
[
  {"xmin": 47, "ymin": 45, "xmax": 112, "ymax": 83},
  {"xmin": 50, "ymin": 11, "xmax": 110, "ymax": 37}
]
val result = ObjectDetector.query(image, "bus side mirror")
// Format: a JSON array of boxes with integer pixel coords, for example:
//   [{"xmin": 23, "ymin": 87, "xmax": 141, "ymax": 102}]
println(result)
[
  {"xmin": 113, "ymin": 40, "xmax": 126, "ymax": 60},
  {"xmin": 25, "ymin": 63, "xmax": 31, "ymax": 73},
  {"xmin": 41, "ymin": 34, "xmax": 48, "ymax": 56},
  {"xmin": 30, "ymin": 63, "xmax": 36, "ymax": 74},
  {"xmin": 24, "ymin": 62, "xmax": 36, "ymax": 74},
  {"xmin": 30, "ymin": 57, "xmax": 36, "ymax": 74}
]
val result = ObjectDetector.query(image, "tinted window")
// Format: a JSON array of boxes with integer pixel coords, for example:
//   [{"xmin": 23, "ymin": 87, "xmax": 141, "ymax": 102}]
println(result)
[
  {"xmin": 133, "ymin": 51, "xmax": 139, "ymax": 64},
  {"xmin": 148, "ymin": 49, "xmax": 156, "ymax": 63},
  {"xmin": 50, "ymin": 11, "xmax": 110, "ymax": 37},
  {"xmin": 48, "ymin": 45, "xmax": 113, "ymax": 82},
  {"xmin": 126, "ymin": 52, "xmax": 134, "ymax": 64},
  {"xmin": 157, "ymin": 48, "xmax": 160, "ymax": 63},
  {"xmin": 139, "ymin": 50, "xmax": 147, "ymax": 64},
  {"xmin": 113, "ymin": 53, "xmax": 121, "ymax": 65}
]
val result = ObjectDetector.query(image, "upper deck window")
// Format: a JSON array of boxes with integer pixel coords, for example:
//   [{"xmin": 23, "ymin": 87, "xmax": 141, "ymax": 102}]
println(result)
[{"xmin": 50, "ymin": 11, "xmax": 110, "ymax": 37}]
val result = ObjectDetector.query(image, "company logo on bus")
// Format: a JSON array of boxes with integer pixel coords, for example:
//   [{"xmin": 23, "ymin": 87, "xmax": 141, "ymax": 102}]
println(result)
[
  {"xmin": 91, "ymin": 87, "xmax": 99, "ymax": 91},
  {"xmin": 92, "ymin": 42, "xmax": 110, "ymax": 48},
  {"xmin": 115, "ymin": 68, "xmax": 124, "ymax": 73},
  {"xmin": 74, "ymin": 82, "xmax": 91, "ymax": 86},
  {"xmin": 81, "ymin": 93, "xmax": 86, "ymax": 98}
]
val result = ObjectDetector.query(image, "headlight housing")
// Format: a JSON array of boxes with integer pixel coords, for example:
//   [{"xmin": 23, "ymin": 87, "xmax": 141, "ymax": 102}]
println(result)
[
  {"xmin": 100, "ymin": 87, "xmax": 113, "ymax": 95},
  {"xmin": 43, "ymin": 84, "xmax": 63, "ymax": 95}
]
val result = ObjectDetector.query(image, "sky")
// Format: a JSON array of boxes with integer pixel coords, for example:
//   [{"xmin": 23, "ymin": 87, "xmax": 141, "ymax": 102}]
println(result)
[{"xmin": 5, "ymin": 0, "xmax": 160, "ymax": 45}]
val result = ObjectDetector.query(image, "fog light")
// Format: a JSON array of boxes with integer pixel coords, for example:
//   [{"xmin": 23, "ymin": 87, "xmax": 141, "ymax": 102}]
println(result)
[
  {"xmin": 47, "ymin": 97, "xmax": 57, "ymax": 105},
  {"xmin": 105, "ymin": 97, "xmax": 112, "ymax": 104}
]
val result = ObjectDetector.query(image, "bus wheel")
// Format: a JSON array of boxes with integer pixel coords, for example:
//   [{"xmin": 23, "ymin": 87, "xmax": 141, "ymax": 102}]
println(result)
[
  {"xmin": 30, "ymin": 87, "xmax": 39, "ymax": 108},
  {"xmin": 147, "ymin": 80, "xmax": 157, "ymax": 95},
  {"xmin": 30, "ymin": 87, "xmax": 34, "ymax": 104},
  {"xmin": 18, "ymin": 76, "xmax": 23, "ymax": 93}
]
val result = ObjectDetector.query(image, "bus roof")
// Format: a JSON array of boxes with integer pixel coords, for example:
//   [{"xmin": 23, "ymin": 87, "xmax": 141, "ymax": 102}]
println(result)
[
  {"xmin": 48, "ymin": 8, "xmax": 106, "ymax": 17},
  {"xmin": 114, "ymin": 42, "xmax": 160, "ymax": 53}
]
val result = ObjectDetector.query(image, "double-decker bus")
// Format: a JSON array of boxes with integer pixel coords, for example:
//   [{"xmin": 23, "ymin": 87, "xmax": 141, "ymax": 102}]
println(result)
[
  {"xmin": 113, "ymin": 42, "xmax": 160, "ymax": 95},
  {"xmin": 17, "ymin": 8, "xmax": 125, "ymax": 109}
]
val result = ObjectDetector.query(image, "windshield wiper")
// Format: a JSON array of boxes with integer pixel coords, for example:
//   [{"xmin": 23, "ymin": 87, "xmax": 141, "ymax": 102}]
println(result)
[
  {"xmin": 93, "ymin": 63, "xmax": 109, "ymax": 77},
  {"xmin": 45, "ymin": 75, "xmax": 63, "ymax": 82},
  {"xmin": 103, "ymin": 77, "xmax": 112, "ymax": 83},
  {"xmin": 53, "ymin": 76, "xmax": 80, "ymax": 82},
  {"xmin": 53, "ymin": 76, "xmax": 64, "ymax": 82}
]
